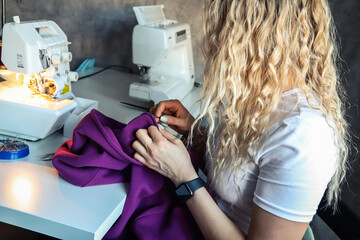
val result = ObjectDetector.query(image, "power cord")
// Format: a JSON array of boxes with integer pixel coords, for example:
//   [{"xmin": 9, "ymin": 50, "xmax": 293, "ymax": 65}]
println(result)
[{"xmin": 78, "ymin": 65, "xmax": 134, "ymax": 80}]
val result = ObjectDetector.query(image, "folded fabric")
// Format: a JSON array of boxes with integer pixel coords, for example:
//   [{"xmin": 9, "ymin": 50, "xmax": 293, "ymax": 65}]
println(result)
[{"xmin": 52, "ymin": 109, "xmax": 204, "ymax": 240}]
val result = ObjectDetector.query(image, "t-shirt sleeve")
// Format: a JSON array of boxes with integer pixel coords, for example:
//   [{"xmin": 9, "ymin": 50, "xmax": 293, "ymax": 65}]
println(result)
[{"xmin": 253, "ymin": 116, "xmax": 337, "ymax": 222}]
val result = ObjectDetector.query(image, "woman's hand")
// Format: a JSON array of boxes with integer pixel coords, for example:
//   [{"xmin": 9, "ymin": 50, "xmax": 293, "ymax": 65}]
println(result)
[
  {"xmin": 132, "ymin": 126, "xmax": 198, "ymax": 187},
  {"xmin": 150, "ymin": 100, "xmax": 195, "ymax": 135}
]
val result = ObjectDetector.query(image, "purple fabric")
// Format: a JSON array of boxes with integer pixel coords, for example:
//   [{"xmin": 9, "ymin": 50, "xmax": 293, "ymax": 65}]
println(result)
[{"xmin": 52, "ymin": 109, "xmax": 204, "ymax": 240}]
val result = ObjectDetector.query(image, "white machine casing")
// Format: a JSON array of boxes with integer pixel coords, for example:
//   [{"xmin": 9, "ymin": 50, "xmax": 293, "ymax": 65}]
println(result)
[
  {"xmin": 0, "ymin": 88, "xmax": 77, "ymax": 141},
  {"xmin": 130, "ymin": 5, "xmax": 195, "ymax": 104},
  {"xmin": 1, "ymin": 17, "xmax": 78, "ymax": 96},
  {"xmin": 0, "ymin": 17, "xmax": 96, "ymax": 141}
]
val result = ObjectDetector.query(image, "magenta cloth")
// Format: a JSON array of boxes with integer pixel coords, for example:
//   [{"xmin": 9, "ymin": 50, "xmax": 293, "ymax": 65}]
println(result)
[{"xmin": 52, "ymin": 109, "xmax": 204, "ymax": 240}]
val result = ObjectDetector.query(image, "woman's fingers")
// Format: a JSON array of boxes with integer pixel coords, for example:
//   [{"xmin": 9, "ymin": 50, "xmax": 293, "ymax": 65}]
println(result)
[
  {"xmin": 132, "ymin": 126, "xmax": 196, "ymax": 186},
  {"xmin": 133, "ymin": 151, "xmax": 146, "ymax": 163},
  {"xmin": 150, "ymin": 101, "xmax": 168, "ymax": 118},
  {"xmin": 135, "ymin": 129, "xmax": 153, "ymax": 150},
  {"xmin": 147, "ymin": 126, "xmax": 165, "ymax": 143},
  {"xmin": 133, "ymin": 140, "xmax": 159, "ymax": 166},
  {"xmin": 136, "ymin": 126, "xmax": 183, "ymax": 149},
  {"xmin": 147, "ymin": 126, "xmax": 182, "ymax": 147},
  {"xmin": 159, "ymin": 115, "xmax": 185, "ymax": 127},
  {"xmin": 151, "ymin": 100, "xmax": 182, "ymax": 118},
  {"xmin": 159, "ymin": 128, "xmax": 179, "ymax": 144},
  {"xmin": 150, "ymin": 103, "xmax": 172, "ymax": 123},
  {"xmin": 132, "ymin": 140, "xmax": 150, "ymax": 159},
  {"xmin": 133, "ymin": 139, "xmax": 170, "ymax": 178},
  {"xmin": 149, "ymin": 100, "xmax": 195, "ymax": 135}
]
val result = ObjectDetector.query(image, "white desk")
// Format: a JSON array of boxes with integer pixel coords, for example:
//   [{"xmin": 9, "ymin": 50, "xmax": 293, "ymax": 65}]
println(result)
[
  {"xmin": 73, "ymin": 68, "xmax": 201, "ymax": 122},
  {"xmin": 0, "ymin": 69, "xmax": 200, "ymax": 239}
]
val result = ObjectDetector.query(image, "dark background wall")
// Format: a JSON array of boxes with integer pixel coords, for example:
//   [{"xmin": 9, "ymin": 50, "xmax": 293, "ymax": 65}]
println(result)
[
  {"xmin": 0, "ymin": 0, "xmax": 359, "ymax": 237},
  {"xmin": 330, "ymin": 0, "xmax": 360, "ymax": 219}
]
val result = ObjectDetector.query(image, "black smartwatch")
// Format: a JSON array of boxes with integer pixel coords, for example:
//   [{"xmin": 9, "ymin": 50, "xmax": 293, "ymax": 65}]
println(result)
[{"xmin": 175, "ymin": 177, "xmax": 204, "ymax": 203}]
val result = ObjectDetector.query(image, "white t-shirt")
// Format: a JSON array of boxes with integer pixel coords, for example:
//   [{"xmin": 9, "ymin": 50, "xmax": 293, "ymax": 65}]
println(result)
[{"xmin": 206, "ymin": 88, "xmax": 337, "ymax": 234}]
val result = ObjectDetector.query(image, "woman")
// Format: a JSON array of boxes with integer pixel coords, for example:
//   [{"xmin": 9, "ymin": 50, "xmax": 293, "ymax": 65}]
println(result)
[{"xmin": 132, "ymin": 0, "xmax": 349, "ymax": 239}]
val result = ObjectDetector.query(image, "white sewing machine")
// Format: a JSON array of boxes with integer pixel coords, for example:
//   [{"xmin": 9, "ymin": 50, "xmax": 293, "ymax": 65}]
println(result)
[
  {"xmin": 0, "ymin": 16, "xmax": 95, "ymax": 141},
  {"xmin": 129, "ymin": 5, "xmax": 195, "ymax": 104}
]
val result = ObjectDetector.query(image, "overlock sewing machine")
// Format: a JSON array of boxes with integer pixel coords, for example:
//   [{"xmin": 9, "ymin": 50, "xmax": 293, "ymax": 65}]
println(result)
[{"xmin": 0, "ymin": 16, "xmax": 94, "ymax": 141}]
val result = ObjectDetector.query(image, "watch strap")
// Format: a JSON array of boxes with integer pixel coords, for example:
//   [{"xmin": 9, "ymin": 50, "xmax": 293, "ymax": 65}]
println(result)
[{"xmin": 175, "ymin": 177, "xmax": 204, "ymax": 203}]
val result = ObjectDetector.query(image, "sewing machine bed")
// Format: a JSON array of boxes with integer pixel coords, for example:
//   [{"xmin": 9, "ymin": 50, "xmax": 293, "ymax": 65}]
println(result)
[{"xmin": 0, "ymin": 97, "xmax": 76, "ymax": 141}]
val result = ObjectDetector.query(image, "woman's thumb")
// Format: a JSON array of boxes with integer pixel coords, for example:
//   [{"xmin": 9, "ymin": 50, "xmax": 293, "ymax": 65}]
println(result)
[{"xmin": 160, "ymin": 115, "xmax": 183, "ymax": 127}]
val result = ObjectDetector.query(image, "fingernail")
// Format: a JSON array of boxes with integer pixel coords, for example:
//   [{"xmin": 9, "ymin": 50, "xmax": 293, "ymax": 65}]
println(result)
[
  {"xmin": 160, "ymin": 116, "xmax": 168, "ymax": 122},
  {"xmin": 159, "ymin": 124, "xmax": 165, "ymax": 129}
]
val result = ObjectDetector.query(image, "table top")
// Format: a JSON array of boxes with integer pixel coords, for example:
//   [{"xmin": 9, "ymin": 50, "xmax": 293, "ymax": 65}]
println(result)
[
  {"xmin": 0, "ymin": 68, "xmax": 201, "ymax": 240},
  {"xmin": 73, "ymin": 68, "xmax": 201, "ymax": 123}
]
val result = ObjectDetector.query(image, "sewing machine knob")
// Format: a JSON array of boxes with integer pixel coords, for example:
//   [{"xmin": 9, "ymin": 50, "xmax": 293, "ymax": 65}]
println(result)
[
  {"xmin": 61, "ymin": 52, "xmax": 73, "ymax": 63},
  {"xmin": 13, "ymin": 16, "xmax": 21, "ymax": 24},
  {"xmin": 51, "ymin": 54, "xmax": 61, "ymax": 65},
  {"xmin": 69, "ymin": 71, "xmax": 79, "ymax": 82}
]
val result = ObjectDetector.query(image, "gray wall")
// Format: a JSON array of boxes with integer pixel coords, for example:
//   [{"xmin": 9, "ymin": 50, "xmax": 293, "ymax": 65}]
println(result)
[
  {"xmin": 3, "ymin": 0, "xmax": 360, "ymax": 217},
  {"xmin": 4, "ymin": 0, "xmax": 204, "ymax": 81}
]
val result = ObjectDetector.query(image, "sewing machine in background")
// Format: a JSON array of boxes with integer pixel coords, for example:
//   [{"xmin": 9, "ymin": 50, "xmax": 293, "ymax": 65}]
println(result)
[
  {"xmin": 129, "ymin": 5, "xmax": 195, "ymax": 104},
  {"xmin": 0, "ymin": 16, "xmax": 97, "ymax": 141}
]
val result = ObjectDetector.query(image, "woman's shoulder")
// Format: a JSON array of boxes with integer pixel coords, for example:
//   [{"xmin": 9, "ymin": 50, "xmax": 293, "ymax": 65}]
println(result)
[
  {"xmin": 255, "ymin": 88, "xmax": 337, "ymax": 172},
  {"xmin": 267, "ymin": 88, "xmax": 334, "ymax": 142},
  {"xmin": 281, "ymin": 89, "xmax": 334, "ymax": 144}
]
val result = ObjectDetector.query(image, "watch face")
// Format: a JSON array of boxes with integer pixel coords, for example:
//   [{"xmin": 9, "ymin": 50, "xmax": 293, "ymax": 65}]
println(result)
[
  {"xmin": 176, "ymin": 184, "xmax": 192, "ymax": 202},
  {"xmin": 175, "ymin": 178, "xmax": 203, "ymax": 203}
]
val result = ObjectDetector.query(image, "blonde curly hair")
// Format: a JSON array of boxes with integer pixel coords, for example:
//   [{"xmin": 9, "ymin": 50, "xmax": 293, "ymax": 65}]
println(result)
[{"xmin": 191, "ymin": 0, "xmax": 350, "ymax": 210}]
